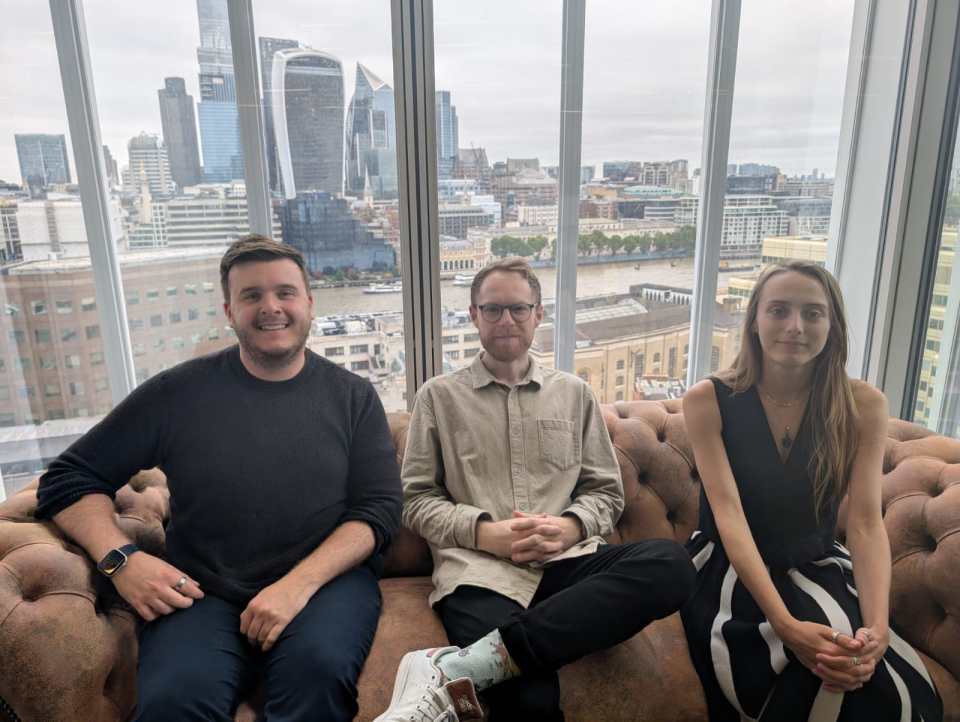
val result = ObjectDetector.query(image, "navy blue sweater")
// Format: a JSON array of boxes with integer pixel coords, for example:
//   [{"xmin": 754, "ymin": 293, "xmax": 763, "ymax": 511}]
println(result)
[{"xmin": 36, "ymin": 346, "xmax": 402, "ymax": 605}]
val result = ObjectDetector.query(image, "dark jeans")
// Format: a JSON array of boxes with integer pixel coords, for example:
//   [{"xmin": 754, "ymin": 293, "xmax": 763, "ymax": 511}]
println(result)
[
  {"xmin": 436, "ymin": 539, "xmax": 696, "ymax": 721},
  {"xmin": 134, "ymin": 565, "xmax": 380, "ymax": 722}
]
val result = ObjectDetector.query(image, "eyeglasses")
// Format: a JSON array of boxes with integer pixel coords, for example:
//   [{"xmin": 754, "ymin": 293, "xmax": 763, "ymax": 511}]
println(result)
[{"xmin": 476, "ymin": 303, "xmax": 537, "ymax": 322}]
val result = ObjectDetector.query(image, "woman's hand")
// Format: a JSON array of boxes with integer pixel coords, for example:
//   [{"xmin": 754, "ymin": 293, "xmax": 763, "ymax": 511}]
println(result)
[
  {"xmin": 778, "ymin": 619, "xmax": 867, "ymax": 692},
  {"xmin": 815, "ymin": 625, "xmax": 888, "ymax": 692}
]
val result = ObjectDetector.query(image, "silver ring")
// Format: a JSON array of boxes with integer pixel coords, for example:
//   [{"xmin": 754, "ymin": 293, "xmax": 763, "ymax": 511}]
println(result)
[
  {"xmin": 831, "ymin": 630, "xmax": 840, "ymax": 643},
  {"xmin": 852, "ymin": 655, "xmax": 861, "ymax": 667},
  {"xmin": 174, "ymin": 576, "xmax": 187, "ymax": 591}
]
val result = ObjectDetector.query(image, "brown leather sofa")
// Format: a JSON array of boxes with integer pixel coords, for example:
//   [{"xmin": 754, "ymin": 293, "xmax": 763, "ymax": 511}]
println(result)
[{"xmin": 0, "ymin": 400, "xmax": 958, "ymax": 721}]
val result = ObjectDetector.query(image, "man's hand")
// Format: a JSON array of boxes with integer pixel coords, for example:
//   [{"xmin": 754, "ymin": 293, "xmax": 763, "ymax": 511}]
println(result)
[
  {"xmin": 239, "ymin": 578, "xmax": 313, "ymax": 652},
  {"xmin": 509, "ymin": 512, "xmax": 583, "ymax": 564},
  {"xmin": 476, "ymin": 518, "xmax": 517, "ymax": 558},
  {"xmin": 111, "ymin": 552, "xmax": 204, "ymax": 621}
]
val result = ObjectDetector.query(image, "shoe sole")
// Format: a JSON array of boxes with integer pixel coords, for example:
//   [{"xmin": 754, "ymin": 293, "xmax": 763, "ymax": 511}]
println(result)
[{"xmin": 372, "ymin": 650, "xmax": 419, "ymax": 721}]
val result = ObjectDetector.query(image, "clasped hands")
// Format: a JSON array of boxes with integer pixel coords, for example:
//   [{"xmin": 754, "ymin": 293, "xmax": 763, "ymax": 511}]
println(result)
[
  {"xmin": 112, "ymin": 551, "xmax": 309, "ymax": 652},
  {"xmin": 780, "ymin": 619, "xmax": 888, "ymax": 693},
  {"xmin": 477, "ymin": 511, "xmax": 583, "ymax": 564}
]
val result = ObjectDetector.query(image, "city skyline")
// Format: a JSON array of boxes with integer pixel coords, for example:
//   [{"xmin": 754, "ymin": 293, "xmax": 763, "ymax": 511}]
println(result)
[{"xmin": 0, "ymin": 0, "xmax": 854, "ymax": 184}]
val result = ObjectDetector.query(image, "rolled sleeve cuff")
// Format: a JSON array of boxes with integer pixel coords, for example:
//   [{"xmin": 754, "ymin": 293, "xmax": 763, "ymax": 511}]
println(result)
[
  {"xmin": 561, "ymin": 504, "xmax": 602, "ymax": 539},
  {"xmin": 35, "ymin": 483, "xmax": 116, "ymax": 521},
  {"xmin": 340, "ymin": 511, "xmax": 395, "ymax": 557},
  {"xmin": 455, "ymin": 504, "xmax": 491, "ymax": 550}
]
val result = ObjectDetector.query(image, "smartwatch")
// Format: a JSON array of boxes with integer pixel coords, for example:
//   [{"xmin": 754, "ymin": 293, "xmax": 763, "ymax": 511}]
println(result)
[{"xmin": 96, "ymin": 543, "xmax": 140, "ymax": 577}]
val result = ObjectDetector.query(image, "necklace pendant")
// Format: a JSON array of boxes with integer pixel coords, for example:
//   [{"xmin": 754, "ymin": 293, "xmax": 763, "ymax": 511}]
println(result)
[{"xmin": 781, "ymin": 428, "xmax": 793, "ymax": 450}]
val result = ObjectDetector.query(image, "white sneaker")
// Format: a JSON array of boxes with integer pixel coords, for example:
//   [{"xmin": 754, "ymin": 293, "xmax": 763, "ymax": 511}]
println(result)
[{"xmin": 374, "ymin": 646, "xmax": 483, "ymax": 722}]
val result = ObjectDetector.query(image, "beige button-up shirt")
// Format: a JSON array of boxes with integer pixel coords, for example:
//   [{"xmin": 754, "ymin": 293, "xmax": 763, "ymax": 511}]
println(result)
[{"xmin": 401, "ymin": 352, "xmax": 624, "ymax": 607}]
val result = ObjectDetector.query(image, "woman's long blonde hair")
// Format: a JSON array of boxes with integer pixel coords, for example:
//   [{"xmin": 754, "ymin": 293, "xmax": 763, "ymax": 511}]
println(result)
[{"xmin": 716, "ymin": 261, "xmax": 858, "ymax": 517}]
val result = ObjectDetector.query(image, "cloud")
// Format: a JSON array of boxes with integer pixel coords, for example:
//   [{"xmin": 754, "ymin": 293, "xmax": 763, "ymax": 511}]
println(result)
[{"xmin": 0, "ymin": 0, "xmax": 854, "ymax": 183}]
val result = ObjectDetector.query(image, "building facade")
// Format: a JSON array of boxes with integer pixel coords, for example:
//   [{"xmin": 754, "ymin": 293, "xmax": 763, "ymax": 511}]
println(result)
[
  {"xmin": 15, "ymin": 196, "xmax": 124, "ymax": 261},
  {"xmin": 14, "ymin": 134, "xmax": 71, "ymax": 192},
  {"xmin": 345, "ymin": 63, "xmax": 397, "ymax": 200},
  {"xmin": 258, "ymin": 36, "xmax": 302, "ymax": 194},
  {"xmin": 126, "ymin": 184, "xmax": 283, "ymax": 249},
  {"xmin": 437, "ymin": 203, "xmax": 494, "ymax": 239},
  {"xmin": 196, "ymin": 0, "xmax": 241, "ymax": 183},
  {"xmin": 272, "ymin": 48, "xmax": 345, "ymax": 199},
  {"xmin": 122, "ymin": 133, "xmax": 175, "ymax": 197},
  {"xmin": 158, "ymin": 77, "xmax": 203, "ymax": 189},
  {"xmin": 0, "ymin": 248, "xmax": 232, "ymax": 426},
  {"xmin": 279, "ymin": 192, "xmax": 395, "ymax": 273},
  {"xmin": 435, "ymin": 90, "xmax": 459, "ymax": 180}
]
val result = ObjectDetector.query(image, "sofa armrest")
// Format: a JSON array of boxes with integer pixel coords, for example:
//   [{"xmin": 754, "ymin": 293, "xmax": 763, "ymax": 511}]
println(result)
[{"xmin": 0, "ymin": 470, "xmax": 169, "ymax": 721}]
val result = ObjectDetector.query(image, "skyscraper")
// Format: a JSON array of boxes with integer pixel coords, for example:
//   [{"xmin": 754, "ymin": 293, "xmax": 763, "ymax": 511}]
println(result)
[
  {"xmin": 259, "ymin": 37, "xmax": 301, "ymax": 194},
  {"xmin": 102, "ymin": 145, "xmax": 120, "ymax": 188},
  {"xmin": 158, "ymin": 78, "xmax": 203, "ymax": 188},
  {"xmin": 196, "ymin": 0, "xmax": 234, "ymax": 101},
  {"xmin": 435, "ymin": 91, "xmax": 459, "ymax": 180},
  {"xmin": 14, "ymin": 134, "xmax": 71, "ymax": 191},
  {"xmin": 345, "ymin": 63, "xmax": 397, "ymax": 200},
  {"xmin": 196, "ymin": 0, "xmax": 241, "ymax": 182},
  {"xmin": 122, "ymin": 133, "xmax": 174, "ymax": 197},
  {"xmin": 271, "ymin": 47, "xmax": 344, "ymax": 198}
]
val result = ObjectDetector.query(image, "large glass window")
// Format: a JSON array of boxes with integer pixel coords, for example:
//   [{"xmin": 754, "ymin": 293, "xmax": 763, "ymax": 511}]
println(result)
[
  {"xmin": 85, "ymin": 1, "xmax": 246, "ymax": 386},
  {"xmin": 912, "ymin": 129, "xmax": 960, "ymax": 433},
  {"xmin": 253, "ymin": 1, "xmax": 406, "ymax": 410},
  {"xmin": 713, "ymin": 1, "xmax": 855, "ymax": 369},
  {"xmin": 577, "ymin": 1, "xmax": 709, "ymax": 403},
  {"xmin": 434, "ymin": 1, "xmax": 561, "ymax": 374},
  {"xmin": 0, "ymin": 6, "xmax": 107, "ymax": 495}
]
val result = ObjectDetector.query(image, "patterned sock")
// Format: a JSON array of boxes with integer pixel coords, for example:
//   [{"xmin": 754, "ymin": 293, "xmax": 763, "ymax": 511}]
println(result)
[{"xmin": 436, "ymin": 629, "xmax": 522, "ymax": 691}]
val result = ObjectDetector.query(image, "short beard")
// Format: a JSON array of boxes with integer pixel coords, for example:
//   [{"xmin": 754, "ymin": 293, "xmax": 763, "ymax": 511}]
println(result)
[{"xmin": 234, "ymin": 322, "xmax": 310, "ymax": 370}]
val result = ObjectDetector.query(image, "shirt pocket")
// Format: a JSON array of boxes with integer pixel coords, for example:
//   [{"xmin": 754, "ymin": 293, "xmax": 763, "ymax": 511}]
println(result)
[{"xmin": 537, "ymin": 418, "xmax": 580, "ymax": 471}]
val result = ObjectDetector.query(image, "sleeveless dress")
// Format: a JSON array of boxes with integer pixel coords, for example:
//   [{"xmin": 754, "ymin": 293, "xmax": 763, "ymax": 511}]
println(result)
[{"xmin": 680, "ymin": 378, "xmax": 942, "ymax": 722}]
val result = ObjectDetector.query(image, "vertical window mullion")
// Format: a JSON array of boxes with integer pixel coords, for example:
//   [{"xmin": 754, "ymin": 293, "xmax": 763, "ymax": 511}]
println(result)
[
  {"xmin": 49, "ymin": 0, "xmax": 136, "ymax": 403},
  {"xmin": 554, "ymin": 0, "xmax": 586, "ymax": 373},
  {"xmin": 392, "ymin": 0, "xmax": 442, "ymax": 406},
  {"xmin": 227, "ymin": 0, "xmax": 272, "ymax": 236},
  {"xmin": 687, "ymin": 0, "xmax": 741, "ymax": 386}
]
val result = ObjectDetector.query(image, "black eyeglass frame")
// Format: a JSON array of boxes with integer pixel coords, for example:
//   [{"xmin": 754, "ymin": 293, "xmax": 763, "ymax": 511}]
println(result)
[{"xmin": 474, "ymin": 303, "xmax": 538, "ymax": 322}]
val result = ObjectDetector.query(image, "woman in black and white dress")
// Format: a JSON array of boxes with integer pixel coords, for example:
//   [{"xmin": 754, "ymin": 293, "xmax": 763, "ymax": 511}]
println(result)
[{"xmin": 681, "ymin": 261, "xmax": 942, "ymax": 721}]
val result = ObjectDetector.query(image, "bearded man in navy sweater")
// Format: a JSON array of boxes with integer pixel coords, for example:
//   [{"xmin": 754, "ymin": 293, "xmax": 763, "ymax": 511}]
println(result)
[{"xmin": 36, "ymin": 235, "xmax": 402, "ymax": 721}]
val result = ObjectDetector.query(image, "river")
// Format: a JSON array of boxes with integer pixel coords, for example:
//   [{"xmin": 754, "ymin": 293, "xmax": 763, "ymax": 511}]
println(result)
[{"xmin": 312, "ymin": 256, "xmax": 754, "ymax": 316}]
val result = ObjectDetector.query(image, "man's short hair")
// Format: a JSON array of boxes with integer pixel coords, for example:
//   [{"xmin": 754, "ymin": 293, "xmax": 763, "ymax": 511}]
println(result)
[
  {"xmin": 219, "ymin": 234, "xmax": 310, "ymax": 300},
  {"xmin": 470, "ymin": 257, "xmax": 542, "ymax": 306}
]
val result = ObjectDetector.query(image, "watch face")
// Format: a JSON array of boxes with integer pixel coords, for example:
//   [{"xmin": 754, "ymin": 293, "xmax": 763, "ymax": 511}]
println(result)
[{"xmin": 98, "ymin": 549, "xmax": 127, "ymax": 576}]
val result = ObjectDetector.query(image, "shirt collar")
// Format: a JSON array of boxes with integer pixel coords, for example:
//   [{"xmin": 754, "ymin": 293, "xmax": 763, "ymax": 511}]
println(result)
[{"xmin": 469, "ymin": 351, "xmax": 544, "ymax": 390}]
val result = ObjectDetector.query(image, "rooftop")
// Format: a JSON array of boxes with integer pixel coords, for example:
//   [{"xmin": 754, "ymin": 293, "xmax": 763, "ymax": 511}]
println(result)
[{"xmin": 5, "ymin": 246, "xmax": 225, "ymax": 274}]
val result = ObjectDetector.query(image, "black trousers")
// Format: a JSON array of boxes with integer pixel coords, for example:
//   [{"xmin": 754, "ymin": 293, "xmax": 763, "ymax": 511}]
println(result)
[
  {"xmin": 436, "ymin": 539, "xmax": 696, "ymax": 721},
  {"xmin": 134, "ymin": 565, "xmax": 380, "ymax": 722}
]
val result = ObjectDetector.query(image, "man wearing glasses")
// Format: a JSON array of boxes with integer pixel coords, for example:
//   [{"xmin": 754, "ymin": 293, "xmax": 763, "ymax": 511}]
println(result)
[{"xmin": 378, "ymin": 258, "xmax": 695, "ymax": 721}]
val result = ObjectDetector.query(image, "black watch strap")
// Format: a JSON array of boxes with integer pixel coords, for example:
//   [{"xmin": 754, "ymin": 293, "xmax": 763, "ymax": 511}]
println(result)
[{"xmin": 96, "ymin": 543, "xmax": 140, "ymax": 577}]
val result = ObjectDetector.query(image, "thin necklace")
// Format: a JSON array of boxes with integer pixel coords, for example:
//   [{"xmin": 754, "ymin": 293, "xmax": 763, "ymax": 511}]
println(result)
[
  {"xmin": 758, "ymin": 386, "xmax": 809, "ymax": 450},
  {"xmin": 758, "ymin": 387, "xmax": 808, "ymax": 408}
]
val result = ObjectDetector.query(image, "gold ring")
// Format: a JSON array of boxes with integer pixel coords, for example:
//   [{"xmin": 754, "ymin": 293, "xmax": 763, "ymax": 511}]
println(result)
[
  {"xmin": 852, "ymin": 655, "xmax": 861, "ymax": 667},
  {"xmin": 831, "ymin": 630, "xmax": 840, "ymax": 643},
  {"xmin": 174, "ymin": 576, "xmax": 187, "ymax": 591}
]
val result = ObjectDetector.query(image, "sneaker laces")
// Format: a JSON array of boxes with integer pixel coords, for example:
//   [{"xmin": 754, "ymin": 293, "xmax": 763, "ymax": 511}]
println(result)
[{"xmin": 409, "ymin": 686, "xmax": 456, "ymax": 722}]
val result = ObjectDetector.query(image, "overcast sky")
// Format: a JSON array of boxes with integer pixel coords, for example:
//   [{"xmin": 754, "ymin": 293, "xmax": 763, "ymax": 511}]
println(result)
[{"xmin": 0, "ymin": 1, "xmax": 854, "ymax": 184}]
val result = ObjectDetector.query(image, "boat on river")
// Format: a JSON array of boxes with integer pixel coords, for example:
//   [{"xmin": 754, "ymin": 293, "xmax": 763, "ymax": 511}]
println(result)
[{"xmin": 362, "ymin": 282, "xmax": 402, "ymax": 294}]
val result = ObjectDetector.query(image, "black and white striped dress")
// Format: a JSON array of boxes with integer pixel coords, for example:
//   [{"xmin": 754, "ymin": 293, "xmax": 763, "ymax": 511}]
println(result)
[{"xmin": 680, "ymin": 379, "xmax": 942, "ymax": 722}]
